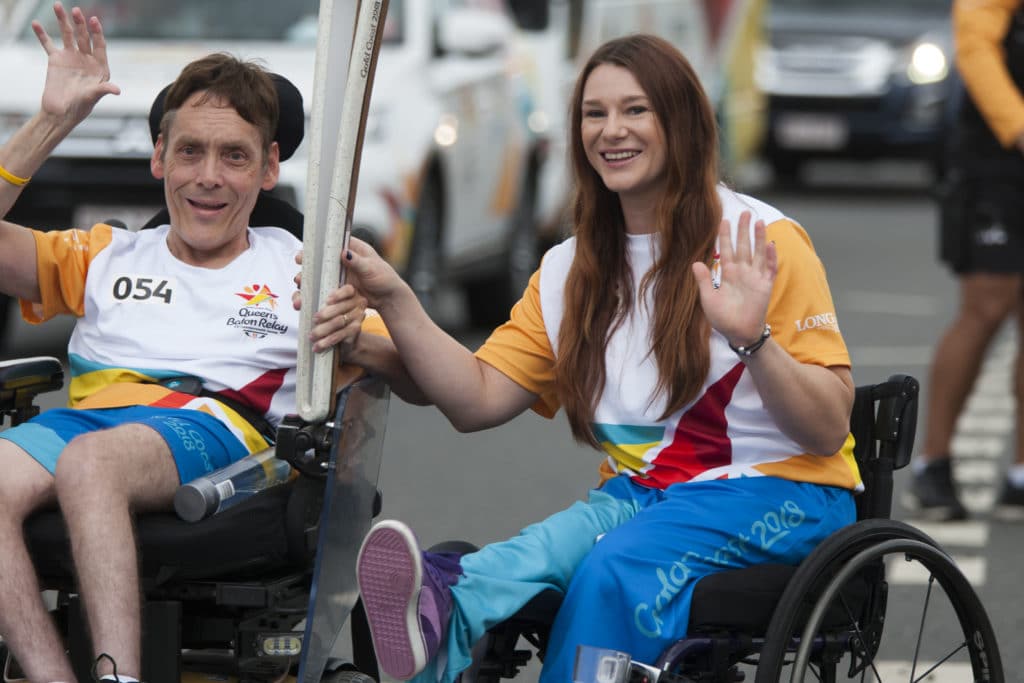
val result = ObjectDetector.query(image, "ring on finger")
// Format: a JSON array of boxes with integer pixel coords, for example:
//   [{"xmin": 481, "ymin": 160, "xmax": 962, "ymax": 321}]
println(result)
[{"xmin": 341, "ymin": 313, "xmax": 348, "ymax": 327}]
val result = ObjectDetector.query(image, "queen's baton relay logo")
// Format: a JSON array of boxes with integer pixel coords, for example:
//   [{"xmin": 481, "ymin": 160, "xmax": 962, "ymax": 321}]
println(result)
[{"xmin": 227, "ymin": 283, "xmax": 289, "ymax": 339}]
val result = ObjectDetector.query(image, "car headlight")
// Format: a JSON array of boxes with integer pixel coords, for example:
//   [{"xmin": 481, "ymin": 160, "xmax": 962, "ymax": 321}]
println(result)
[{"xmin": 907, "ymin": 41, "xmax": 948, "ymax": 84}]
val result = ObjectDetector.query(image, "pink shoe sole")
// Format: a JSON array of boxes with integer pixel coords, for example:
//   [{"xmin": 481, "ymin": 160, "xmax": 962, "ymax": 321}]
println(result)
[{"xmin": 357, "ymin": 521, "xmax": 426, "ymax": 680}]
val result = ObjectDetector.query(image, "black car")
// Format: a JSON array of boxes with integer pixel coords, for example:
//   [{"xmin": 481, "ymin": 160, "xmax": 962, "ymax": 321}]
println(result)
[{"xmin": 756, "ymin": 0, "xmax": 958, "ymax": 182}]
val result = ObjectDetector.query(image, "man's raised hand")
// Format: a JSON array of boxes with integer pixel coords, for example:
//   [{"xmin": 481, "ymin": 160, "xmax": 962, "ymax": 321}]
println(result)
[{"xmin": 32, "ymin": 2, "xmax": 120, "ymax": 128}]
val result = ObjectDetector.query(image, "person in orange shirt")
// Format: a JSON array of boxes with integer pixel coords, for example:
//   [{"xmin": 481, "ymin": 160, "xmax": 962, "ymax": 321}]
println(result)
[
  {"xmin": 340, "ymin": 33, "xmax": 857, "ymax": 683},
  {"xmin": 909, "ymin": 0, "xmax": 1024, "ymax": 521}
]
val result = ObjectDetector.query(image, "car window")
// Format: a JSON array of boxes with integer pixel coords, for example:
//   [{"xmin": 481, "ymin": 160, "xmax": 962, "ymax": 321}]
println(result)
[{"xmin": 21, "ymin": 0, "xmax": 321, "ymax": 42}]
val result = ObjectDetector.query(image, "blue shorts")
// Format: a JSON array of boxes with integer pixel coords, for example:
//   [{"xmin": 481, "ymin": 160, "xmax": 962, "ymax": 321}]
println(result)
[{"xmin": 0, "ymin": 406, "xmax": 250, "ymax": 484}]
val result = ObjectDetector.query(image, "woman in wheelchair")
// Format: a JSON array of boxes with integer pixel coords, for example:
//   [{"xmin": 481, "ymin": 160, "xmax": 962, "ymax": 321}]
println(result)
[
  {"xmin": 342, "ymin": 34, "xmax": 860, "ymax": 683},
  {"xmin": 0, "ymin": 5, "xmax": 368, "ymax": 682}
]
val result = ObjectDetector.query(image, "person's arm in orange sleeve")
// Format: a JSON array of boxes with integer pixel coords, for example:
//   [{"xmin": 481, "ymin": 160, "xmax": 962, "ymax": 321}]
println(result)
[
  {"xmin": 693, "ymin": 214, "xmax": 854, "ymax": 456},
  {"xmin": 954, "ymin": 0, "xmax": 1024, "ymax": 150},
  {"xmin": 343, "ymin": 237, "xmax": 539, "ymax": 432}
]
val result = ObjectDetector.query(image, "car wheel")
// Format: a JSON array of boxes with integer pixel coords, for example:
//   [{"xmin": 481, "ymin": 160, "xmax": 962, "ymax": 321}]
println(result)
[
  {"xmin": 465, "ymin": 172, "xmax": 539, "ymax": 328},
  {"xmin": 404, "ymin": 174, "xmax": 444, "ymax": 316}
]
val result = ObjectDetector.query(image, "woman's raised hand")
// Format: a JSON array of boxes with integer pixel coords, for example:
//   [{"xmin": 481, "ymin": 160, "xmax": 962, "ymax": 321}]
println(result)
[
  {"xmin": 32, "ymin": 2, "xmax": 120, "ymax": 128},
  {"xmin": 692, "ymin": 211, "xmax": 777, "ymax": 349}
]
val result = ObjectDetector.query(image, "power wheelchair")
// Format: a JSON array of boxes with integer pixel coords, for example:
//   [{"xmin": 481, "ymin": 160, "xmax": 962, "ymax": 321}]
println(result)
[
  {"xmin": 0, "ymin": 341, "xmax": 389, "ymax": 683},
  {"xmin": 0, "ymin": 72, "xmax": 390, "ymax": 682},
  {"xmin": 444, "ymin": 374, "xmax": 1005, "ymax": 683}
]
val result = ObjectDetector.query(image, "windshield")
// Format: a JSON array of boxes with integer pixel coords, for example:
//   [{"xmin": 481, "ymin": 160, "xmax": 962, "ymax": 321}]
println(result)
[
  {"xmin": 22, "ymin": 0, "xmax": 404, "ymax": 44},
  {"xmin": 24, "ymin": 0, "xmax": 318, "ymax": 41}
]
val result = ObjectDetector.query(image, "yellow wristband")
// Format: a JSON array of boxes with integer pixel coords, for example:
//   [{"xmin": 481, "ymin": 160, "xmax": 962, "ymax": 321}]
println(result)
[{"xmin": 0, "ymin": 163, "xmax": 31, "ymax": 187}]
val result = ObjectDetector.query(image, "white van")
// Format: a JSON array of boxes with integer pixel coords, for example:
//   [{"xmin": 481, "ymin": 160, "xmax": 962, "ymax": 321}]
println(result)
[
  {"xmin": 0, "ymin": 0, "xmax": 547, "ymax": 347},
  {"xmin": 347, "ymin": 0, "xmax": 543, "ymax": 327}
]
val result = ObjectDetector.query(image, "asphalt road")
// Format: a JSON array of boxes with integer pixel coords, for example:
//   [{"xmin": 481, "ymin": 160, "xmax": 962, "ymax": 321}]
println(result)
[{"xmin": 4, "ymin": 159, "xmax": 1020, "ymax": 680}]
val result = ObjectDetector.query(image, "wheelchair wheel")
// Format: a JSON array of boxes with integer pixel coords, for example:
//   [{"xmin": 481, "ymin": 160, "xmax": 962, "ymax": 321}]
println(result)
[{"xmin": 755, "ymin": 519, "xmax": 1002, "ymax": 682}]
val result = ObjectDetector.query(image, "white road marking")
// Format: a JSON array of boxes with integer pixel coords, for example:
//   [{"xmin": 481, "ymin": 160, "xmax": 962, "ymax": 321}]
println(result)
[
  {"xmin": 962, "ymin": 488, "xmax": 997, "ymax": 513},
  {"xmin": 952, "ymin": 460, "xmax": 1000, "ymax": 484},
  {"xmin": 964, "ymin": 394, "xmax": 1014, "ymax": 414},
  {"xmin": 956, "ymin": 414, "xmax": 1015, "ymax": 433},
  {"xmin": 950, "ymin": 435, "xmax": 1008, "ymax": 459},
  {"xmin": 887, "ymin": 553, "xmax": 986, "ymax": 585},
  {"xmin": 872, "ymin": 662, "xmax": 976, "ymax": 681},
  {"xmin": 910, "ymin": 520, "xmax": 989, "ymax": 547}
]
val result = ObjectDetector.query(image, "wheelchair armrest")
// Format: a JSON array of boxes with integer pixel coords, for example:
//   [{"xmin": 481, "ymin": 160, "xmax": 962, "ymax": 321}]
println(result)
[
  {"xmin": 871, "ymin": 374, "xmax": 919, "ymax": 470},
  {"xmin": 0, "ymin": 356, "xmax": 65, "ymax": 424}
]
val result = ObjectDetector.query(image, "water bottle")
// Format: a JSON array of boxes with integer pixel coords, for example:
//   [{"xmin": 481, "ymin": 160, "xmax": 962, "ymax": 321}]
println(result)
[
  {"xmin": 174, "ymin": 448, "xmax": 294, "ymax": 522},
  {"xmin": 573, "ymin": 645, "xmax": 671, "ymax": 683}
]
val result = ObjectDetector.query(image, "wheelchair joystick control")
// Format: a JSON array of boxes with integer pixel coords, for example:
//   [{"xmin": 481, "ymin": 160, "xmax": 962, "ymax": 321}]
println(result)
[{"xmin": 174, "ymin": 448, "xmax": 294, "ymax": 522}]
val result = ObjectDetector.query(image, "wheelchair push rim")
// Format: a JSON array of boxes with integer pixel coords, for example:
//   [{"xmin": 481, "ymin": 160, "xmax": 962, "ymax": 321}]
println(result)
[
  {"xmin": 789, "ymin": 537, "xmax": 1002, "ymax": 683},
  {"xmin": 753, "ymin": 518, "xmax": 1002, "ymax": 683}
]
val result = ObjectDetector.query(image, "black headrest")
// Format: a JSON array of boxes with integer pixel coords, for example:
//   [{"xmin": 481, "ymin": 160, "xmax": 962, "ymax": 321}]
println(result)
[{"xmin": 148, "ymin": 73, "xmax": 304, "ymax": 162}]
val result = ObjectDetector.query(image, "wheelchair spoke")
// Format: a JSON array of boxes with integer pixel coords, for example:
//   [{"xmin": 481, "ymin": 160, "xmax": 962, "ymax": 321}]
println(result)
[
  {"xmin": 910, "ymin": 642, "xmax": 970, "ymax": 683},
  {"xmin": 909, "ymin": 574, "xmax": 935, "ymax": 682},
  {"xmin": 836, "ymin": 589, "xmax": 883, "ymax": 683}
]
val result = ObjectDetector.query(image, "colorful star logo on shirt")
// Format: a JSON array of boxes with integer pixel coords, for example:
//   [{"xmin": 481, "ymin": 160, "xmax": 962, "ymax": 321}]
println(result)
[{"xmin": 236, "ymin": 283, "xmax": 279, "ymax": 309}]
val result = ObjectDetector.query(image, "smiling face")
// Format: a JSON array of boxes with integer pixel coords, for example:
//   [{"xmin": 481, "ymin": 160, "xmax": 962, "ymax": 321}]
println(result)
[
  {"xmin": 580, "ymin": 63, "xmax": 668, "ymax": 224},
  {"xmin": 151, "ymin": 91, "xmax": 280, "ymax": 268}
]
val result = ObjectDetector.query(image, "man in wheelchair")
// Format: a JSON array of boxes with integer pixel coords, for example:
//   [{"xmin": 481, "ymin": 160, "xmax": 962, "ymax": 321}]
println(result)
[{"xmin": 0, "ymin": 4, "xmax": 372, "ymax": 681}]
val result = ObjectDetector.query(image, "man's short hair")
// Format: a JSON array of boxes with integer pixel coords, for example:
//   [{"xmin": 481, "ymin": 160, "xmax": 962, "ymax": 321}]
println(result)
[{"xmin": 159, "ymin": 53, "xmax": 279, "ymax": 156}]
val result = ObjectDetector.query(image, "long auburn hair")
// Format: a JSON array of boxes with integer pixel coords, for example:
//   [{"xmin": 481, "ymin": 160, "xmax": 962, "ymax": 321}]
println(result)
[{"xmin": 556, "ymin": 34, "xmax": 722, "ymax": 448}]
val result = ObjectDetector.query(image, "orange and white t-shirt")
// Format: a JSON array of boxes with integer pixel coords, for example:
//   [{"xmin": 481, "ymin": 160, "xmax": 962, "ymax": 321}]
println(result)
[
  {"xmin": 23, "ymin": 223, "xmax": 303, "ymax": 452},
  {"xmin": 475, "ymin": 186, "xmax": 860, "ymax": 491}
]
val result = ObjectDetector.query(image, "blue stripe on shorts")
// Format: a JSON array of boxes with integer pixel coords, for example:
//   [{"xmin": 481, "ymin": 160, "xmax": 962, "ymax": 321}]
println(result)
[{"xmin": 0, "ymin": 406, "xmax": 250, "ymax": 484}]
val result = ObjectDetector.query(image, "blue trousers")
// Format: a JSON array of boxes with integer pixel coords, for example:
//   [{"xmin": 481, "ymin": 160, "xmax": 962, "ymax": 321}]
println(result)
[{"xmin": 414, "ymin": 475, "xmax": 855, "ymax": 683}]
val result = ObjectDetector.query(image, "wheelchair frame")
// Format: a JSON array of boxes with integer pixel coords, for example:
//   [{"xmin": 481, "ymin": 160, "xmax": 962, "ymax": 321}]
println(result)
[{"xmin": 454, "ymin": 374, "xmax": 1005, "ymax": 683}]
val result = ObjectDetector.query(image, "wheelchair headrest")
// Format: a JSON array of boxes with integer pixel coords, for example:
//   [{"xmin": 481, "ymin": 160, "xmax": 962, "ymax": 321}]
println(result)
[{"xmin": 148, "ymin": 73, "xmax": 305, "ymax": 162}]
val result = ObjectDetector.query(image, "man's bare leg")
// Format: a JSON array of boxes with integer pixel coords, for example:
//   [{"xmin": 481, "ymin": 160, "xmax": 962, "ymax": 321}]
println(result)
[
  {"xmin": 922, "ymin": 273, "xmax": 1022, "ymax": 460},
  {"xmin": 0, "ymin": 440, "xmax": 77, "ymax": 682},
  {"xmin": 55, "ymin": 424, "xmax": 179, "ymax": 679}
]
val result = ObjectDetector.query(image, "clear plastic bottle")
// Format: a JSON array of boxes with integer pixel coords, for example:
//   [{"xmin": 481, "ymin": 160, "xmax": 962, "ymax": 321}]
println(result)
[{"xmin": 174, "ymin": 448, "xmax": 294, "ymax": 522}]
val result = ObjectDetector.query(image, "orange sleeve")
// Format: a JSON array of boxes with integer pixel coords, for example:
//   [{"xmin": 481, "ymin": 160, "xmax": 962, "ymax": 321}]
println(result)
[
  {"xmin": 21, "ymin": 224, "xmax": 114, "ymax": 323},
  {"xmin": 474, "ymin": 269, "xmax": 560, "ymax": 418},
  {"xmin": 954, "ymin": 0, "xmax": 1024, "ymax": 147},
  {"xmin": 765, "ymin": 219, "xmax": 850, "ymax": 368},
  {"xmin": 360, "ymin": 309, "xmax": 389, "ymax": 337}
]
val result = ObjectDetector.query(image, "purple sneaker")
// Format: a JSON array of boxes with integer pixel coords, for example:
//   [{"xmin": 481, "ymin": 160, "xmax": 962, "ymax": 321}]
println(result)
[{"xmin": 357, "ymin": 520, "xmax": 463, "ymax": 680}]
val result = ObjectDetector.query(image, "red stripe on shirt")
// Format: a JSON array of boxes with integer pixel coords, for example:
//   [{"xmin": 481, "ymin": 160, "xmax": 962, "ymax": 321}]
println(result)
[{"xmin": 645, "ymin": 362, "xmax": 746, "ymax": 487}]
